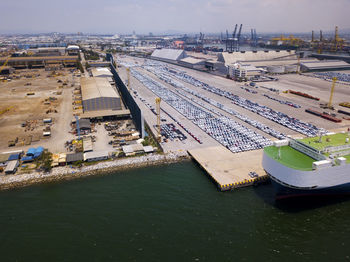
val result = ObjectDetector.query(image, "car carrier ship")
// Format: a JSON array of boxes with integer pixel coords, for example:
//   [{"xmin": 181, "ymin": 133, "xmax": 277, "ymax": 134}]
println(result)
[{"xmin": 262, "ymin": 132, "xmax": 350, "ymax": 199}]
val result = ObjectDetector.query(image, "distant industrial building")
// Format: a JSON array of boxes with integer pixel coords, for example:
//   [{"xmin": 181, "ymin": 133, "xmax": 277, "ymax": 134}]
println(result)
[
  {"xmin": 216, "ymin": 50, "xmax": 297, "ymax": 74},
  {"xmin": 178, "ymin": 57, "xmax": 206, "ymax": 70},
  {"xmin": 151, "ymin": 48, "xmax": 187, "ymax": 63},
  {"xmin": 228, "ymin": 63, "xmax": 264, "ymax": 80},
  {"xmin": 29, "ymin": 47, "xmax": 66, "ymax": 57},
  {"xmin": 81, "ymin": 77, "xmax": 122, "ymax": 112},
  {"xmin": 0, "ymin": 56, "xmax": 78, "ymax": 69},
  {"xmin": 300, "ymin": 60, "xmax": 350, "ymax": 72},
  {"xmin": 66, "ymin": 45, "xmax": 80, "ymax": 56},
  {"xmin": 218, "ymin": 50, "xmax": 297, "ymax": 65}
]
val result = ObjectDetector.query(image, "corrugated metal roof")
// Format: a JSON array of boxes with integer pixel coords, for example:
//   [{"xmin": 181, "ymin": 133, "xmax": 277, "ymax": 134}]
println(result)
[
  {"xmin": 151, "ymin": 48, "xmax": 187, "ymax": 61},
  {"xmin": 91, "ymin": 67, "xmax": 113, "ymax": 77},
  {"xmin": 5, "ymin": 160, "xmax": 19, "ymax": 173},
  {"xmin": 179, "ymin": 57, "xmax": 206, "ymax": 65},
  {"xmin": 84, "ymin": 151, "xmax": 109, "ymax": 160},
  {"xmin": 81, "ymin": 77, "xmax": 120, "ymax": 101},
  {"xmin": 301, "ymin": 60, "xmax": 350, "ymax": 70},
  {"xmin": 66, "ymin": 152, "xmax": 84, "ymax": 163},
  {"xmin": 218, "ymin": 50, "xmax": 297, "ymax": 65}
]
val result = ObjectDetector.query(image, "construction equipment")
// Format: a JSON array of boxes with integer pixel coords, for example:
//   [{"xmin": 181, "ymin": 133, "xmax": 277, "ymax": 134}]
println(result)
[
  {"xmin": 0, "ymin": 56, "xmax": 11, "ymax": 75},
  {"xmin": 155, "ymin": 97, "xmax": 161, "ymax": 142},
  {"xmin": 328, "ymin": 77, "xmax": 337, "ymax": 109}
]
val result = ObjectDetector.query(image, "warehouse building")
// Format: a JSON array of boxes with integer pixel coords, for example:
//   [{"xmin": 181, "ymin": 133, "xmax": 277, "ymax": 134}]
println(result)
[
  {"xmin": 178, "ymin": 57, "xmax": 206, "ymax": 70},
  {"xmin": 84, "ymin": 151, "xmax": 109, "ymax": 162},
  {"xmin": 217, "ymin": 50, "xmax": 297, "ymax": 65},
  {"xmin": 30, "ymin": 47, "xmax": 66, "ymax": 56},
  {"xmin": 81, "ymin": 77, "xmax": 121, "ymax": 112},
  {"xmin": 216, "ymin": 50, "xmax": 297, "ymax": 74},
  {"xmin": 300, "ymin": 60, "xmax": 350, "ymax": 72},
  {"xmin": 151, "ymin": 48, "xmax": 187, "ymax": 63}
]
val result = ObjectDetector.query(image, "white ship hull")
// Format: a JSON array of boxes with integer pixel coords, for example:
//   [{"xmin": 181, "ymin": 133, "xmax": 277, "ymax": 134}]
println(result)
[{"xmin": 262, "ymin": 152, "xmax": 350, "ymax": 199}]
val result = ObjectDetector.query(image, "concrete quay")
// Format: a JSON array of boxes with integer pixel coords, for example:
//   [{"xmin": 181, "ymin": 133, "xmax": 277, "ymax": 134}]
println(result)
[{"xmin": 188, "ymin": 146, "xmax": 268, "ymax": 191}]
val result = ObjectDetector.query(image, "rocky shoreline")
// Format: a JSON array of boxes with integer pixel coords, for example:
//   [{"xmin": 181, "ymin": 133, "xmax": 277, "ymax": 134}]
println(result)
[{"xmin": 0, "ymin": 152, "xmax": 190, "ymax": 191}]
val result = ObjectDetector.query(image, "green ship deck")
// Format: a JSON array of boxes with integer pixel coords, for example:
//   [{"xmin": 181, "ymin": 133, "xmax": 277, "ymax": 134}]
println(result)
[
  {"xmin": 297, "ymin": 133, "xmax": 350, "ymax": 152},
  {"xmin": 264, "ymin": 133, "xmax": 350, "ymax": 171},
  {"xmin": 264, "ymin": 146, "xmax": 315, "ymax": 171}
]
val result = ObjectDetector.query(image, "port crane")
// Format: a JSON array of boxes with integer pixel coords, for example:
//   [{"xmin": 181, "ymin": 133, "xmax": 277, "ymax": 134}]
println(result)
[
  {"xmin": 236, "ymin": 24, "xmax": 242, "ymax": 51},
  {"xmin": 155, "ymin": 97, "xmax": 161, "ymax": 142},
  {"xmin": 328, "ymin": 77, "xmax": 337, "ymax": 109}
]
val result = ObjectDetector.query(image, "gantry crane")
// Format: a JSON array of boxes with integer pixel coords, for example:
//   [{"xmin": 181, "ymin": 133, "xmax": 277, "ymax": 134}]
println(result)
[
  {"xmin": 155, "ymin": 97, "xmax": 161, "ymax": 142},
  {"xmin": 328, "ymin": 77, "xmax": 337, "ymax": 109}
]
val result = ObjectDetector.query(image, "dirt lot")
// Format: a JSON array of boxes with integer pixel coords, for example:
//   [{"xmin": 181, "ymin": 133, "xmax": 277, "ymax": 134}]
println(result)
[{"xmin": 0, "ymin": 68, "xmax": 76, "ymax": 151}]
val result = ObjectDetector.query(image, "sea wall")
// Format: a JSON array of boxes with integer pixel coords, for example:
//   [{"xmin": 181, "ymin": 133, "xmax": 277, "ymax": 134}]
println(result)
[{"xmin": 0, "ymin": 152, "xmax": 189, "ymax": 191}]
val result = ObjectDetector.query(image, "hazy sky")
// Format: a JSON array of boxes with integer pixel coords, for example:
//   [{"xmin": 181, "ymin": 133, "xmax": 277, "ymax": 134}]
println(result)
[{"xmin": 1, "ymin": 0, "xmax": 349, "ymax": 34}]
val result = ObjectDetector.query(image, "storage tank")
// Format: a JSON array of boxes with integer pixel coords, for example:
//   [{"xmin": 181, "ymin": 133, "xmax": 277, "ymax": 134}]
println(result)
[
  {"xmin": 267, "ymin": 65, "xmax": 285, "ymax": 74},
  {"xmin": 284, "ymin": 65, "xmax": 298, "ymax": 73}
]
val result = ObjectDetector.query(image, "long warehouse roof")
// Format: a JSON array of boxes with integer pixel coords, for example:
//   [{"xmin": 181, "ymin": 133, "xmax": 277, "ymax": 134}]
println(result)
[
  {"xmin": 0, "ymin": 56, "xmax": 78, "ymax": 62},
  {"xmin": 151, "ymin": 48, "xmax": 186, "ymax": 61},
  {"xmin": 300, "ymin": 60, "xmax": 350, "ymax": 70},
  {"xmin": 81, "ymin": 77, "xmax": 120, "ymax": 100},
  {"xmin": 218, "ymin": 50, "xmax": 297, "ymax": 65}
]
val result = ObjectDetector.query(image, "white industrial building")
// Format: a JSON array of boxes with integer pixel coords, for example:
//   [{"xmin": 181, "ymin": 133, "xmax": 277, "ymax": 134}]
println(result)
[
  {"xmin": 81, "ymin": 77, "xmax": 121, "ymax": 112},
  {"xmin": 178, "ymin": 57, "xmax": 206, "ymax": 69},
  {"xmin": 216, "ymin": 50, "xmax": 298, "ymax": 74},
  {"xmin": 228, "ymin": 63, "xmax": 264, "ymax": 80},
  {"xmin": 217, "ymin": 50, "xmax": 297, "ymax": 66},
  {"xmin": 151, "ymin": 48, "xmax": 187, "ymax": 63},
  {"xmin": 84, "ymin": 151, "xmax": 109, "ymax": 162}
]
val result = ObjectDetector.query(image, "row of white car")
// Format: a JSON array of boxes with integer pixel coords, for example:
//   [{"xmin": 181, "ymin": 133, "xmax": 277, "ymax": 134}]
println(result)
[
  {"xmin": 142, "ymin": 63, "xmax": 286, "ymax": 140},
  {"xmin": 154, "ymin": 63, "xmax": 321, "ymax": 137},
  {"xmin": 131, "ymin": 68, "xmax": 271, "ymax": 153}
]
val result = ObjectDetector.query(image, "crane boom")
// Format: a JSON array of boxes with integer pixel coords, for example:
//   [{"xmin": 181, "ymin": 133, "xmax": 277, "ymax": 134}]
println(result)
[{"xmin": 0, "ymin": 56, "xmax": 11, "ymax": 75}]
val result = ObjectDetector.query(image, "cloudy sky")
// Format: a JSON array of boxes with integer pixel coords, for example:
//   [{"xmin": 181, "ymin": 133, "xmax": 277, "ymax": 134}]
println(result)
[{"xmin": 1, "ymin": 0, "xmax": 349, "ymax": 34}]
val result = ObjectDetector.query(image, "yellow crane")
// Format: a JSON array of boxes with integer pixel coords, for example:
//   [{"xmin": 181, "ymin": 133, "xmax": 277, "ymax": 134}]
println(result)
[
  {"xmin": 0, "ymin": 55, "xmax": 11, "ymax": 75},
  {"xmin": 328, "ymin": 77, "xmax": 337, "ymax": 109},
  {"xmin": 155, "ymin": 97, "xmax": 161, "ymax": 142}
]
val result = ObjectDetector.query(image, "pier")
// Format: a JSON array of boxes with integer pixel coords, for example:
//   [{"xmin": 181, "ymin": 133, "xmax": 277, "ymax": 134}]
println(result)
[{"xmin": 188, "ymin": 146, "xmax": 268, "ymax": 191}]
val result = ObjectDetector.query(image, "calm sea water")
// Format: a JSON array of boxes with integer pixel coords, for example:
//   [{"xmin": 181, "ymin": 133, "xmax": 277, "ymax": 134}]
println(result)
[{"xmin": 1, "ymin": 161, "xmax": 350, "ymax": 261}]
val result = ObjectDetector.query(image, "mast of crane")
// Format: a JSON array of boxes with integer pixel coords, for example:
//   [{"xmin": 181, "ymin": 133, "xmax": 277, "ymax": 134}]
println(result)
[
  {"xmin": 328, "ymin": 77, "xmax": 337, "ymax": 109},
  {"xmin": 155, "ymin": 97, "xmax": 161, "ymax": 142}
]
